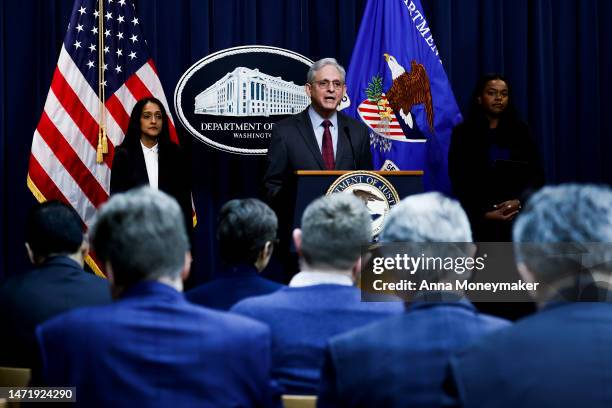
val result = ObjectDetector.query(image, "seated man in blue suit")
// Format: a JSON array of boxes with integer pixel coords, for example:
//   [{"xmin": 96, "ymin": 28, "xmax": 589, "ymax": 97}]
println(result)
[
  {"xmin": 317, "ymin": 192, "xmax": 510, "ymax": 407},
  {"xmin": 187, "ymin": 198, "xmax": 284, "ymax": 310},
  {"xmin": 0, "ymin": 201, "xmax": 111, "ymax": 370},
  {"xmin": 36, "ymin": 188, "xmax": 276, "ymax": 408},
  {"xmin": 446, "ymin": 184, "xmax": 612, "ymax": 408},
  {"xmin": 231, "ymin": 194, "xmax": 402, "ymax": 395}
]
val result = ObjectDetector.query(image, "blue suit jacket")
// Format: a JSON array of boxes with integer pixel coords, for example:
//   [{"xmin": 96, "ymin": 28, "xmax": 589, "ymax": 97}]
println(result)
[
  {"xmin": 446, "ymin": 301, "xmax": 612, "ymax": 408},
  {"xmin": 37, "ymin": 281, "xmax": 276, "ymax": 408},
  {"xmin": 317, "ymin": 295, "xmax": 509, "ymax": 407},
  {"xmin": 0, "ymin": 256, "xmax": 111, "ymax": 368},
  {"xmin": 231, "ymin": 284, "xmax": 403, "ymax": 395},
  {"xmin": 186, "ymin": 264, "xmax": 284, "ymax": 311}
]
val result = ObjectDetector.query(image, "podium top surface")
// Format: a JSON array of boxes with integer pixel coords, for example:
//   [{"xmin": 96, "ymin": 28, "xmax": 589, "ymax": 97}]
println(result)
[{"xmin": 295, "ymin": 170, "xmax": 424, "ymax": 176}]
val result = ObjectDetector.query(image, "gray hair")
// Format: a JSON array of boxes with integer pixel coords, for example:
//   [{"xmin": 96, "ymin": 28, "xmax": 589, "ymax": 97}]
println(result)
[
  {"xmin": 307, "ymin": 58, "xmax": 346, "ymax": 84},
  {"xmin": 379, "ymin": 192, "xmax": 473, "ymax": 282},
  {"xmin": 300, "ymin": 193, "xmax": 371, "ymax": 270},
  {"xmin": 513, "ymin": 184, "xmax": 612, "ymax": 284},
  {"xmin": 380, "ymin": 192, "xmax": 472, "ymax": 243},
  {"xmin": 90, "ymin": 187, "xmax": 189, "ymax": 287}
]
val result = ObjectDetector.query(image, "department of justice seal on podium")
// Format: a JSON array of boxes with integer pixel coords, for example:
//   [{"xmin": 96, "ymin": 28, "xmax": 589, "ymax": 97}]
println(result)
[{"xmin": 326, "ymin": 171, "xmax": 400, "ymax": 238}]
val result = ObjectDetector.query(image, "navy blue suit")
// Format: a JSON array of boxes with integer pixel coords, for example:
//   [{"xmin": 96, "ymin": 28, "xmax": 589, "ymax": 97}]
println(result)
[
  {"xmin": 37, "ymin": 281, "xmax": 276, "ymax": 408},
  {"xmin": 231, "ymin": 284, "xmax": 403, "ymax": 395},
  {"xmin": 0, "ymin": 256, "xmax": 111, "ymax": 368},
  {"xmin": 186, "ymin": 264, "xmax": 284, "ymax": 311},
  {"xmin": 446, "ymin": 301, "xmax": 612, "ymax": 408},
  {"xmin": 317, "ymin": 295, "xmax": 509, "ymax": 407}
]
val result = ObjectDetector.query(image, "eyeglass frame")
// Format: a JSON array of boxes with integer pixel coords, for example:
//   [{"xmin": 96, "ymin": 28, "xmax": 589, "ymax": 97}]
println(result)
[{"xmin": 310, "ymin": 79, "xmax": 345, "ymax": 90}]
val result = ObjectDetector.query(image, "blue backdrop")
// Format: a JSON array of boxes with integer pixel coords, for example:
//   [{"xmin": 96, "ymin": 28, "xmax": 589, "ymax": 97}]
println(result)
[{"xmin": 1, "ymin": 0, "xmax": 610, "ymax": 284}]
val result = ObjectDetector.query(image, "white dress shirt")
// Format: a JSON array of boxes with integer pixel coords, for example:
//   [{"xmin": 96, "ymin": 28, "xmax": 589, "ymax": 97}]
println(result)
[
  {"xmin": 140, "ymin": 141, "xmax": 159, "ymax": 190},
  {"xmin": 308, "ymin": 106, "xmax": 338, "ymax": 158},
  {"xmin": 289, "ymin": 270, "xmax": 353, "ymax": 288}
]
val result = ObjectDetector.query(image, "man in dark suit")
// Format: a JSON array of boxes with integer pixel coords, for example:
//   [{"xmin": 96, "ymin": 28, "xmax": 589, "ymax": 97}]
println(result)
[
  {"xmin": 231, "ymin": 194, "xmax": 402, "ymax": 395},
  {"xmin": 186, "ymin": 198, "xmax": 284, "ymax": 310},
  {"xmin": 445, "ymin": 184, "xmax": 612, "ymax": 408},
  {"xmin": 0, "ymin": 201, "xmax": 111, "ymax": 369},
  {"xmin": 317, "ymin": 192, "xmax": 509, "ymax": 408},
  {"xmin": 37, "ymin": 188, "xmax": 277, "ymax": 407},
  {"xmin": 263, "ymin": 58, "xmax": 373, "ymax": 202}
]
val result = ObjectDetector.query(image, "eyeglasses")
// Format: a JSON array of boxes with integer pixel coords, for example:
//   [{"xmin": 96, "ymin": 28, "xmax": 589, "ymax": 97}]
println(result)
[
  {"xmin": 312, "ymin": 80, "xmax": 344, "ymax": 90},
  {"xmin": 141, "ymin": 112, "xmax": 163, "ymax": 120}
]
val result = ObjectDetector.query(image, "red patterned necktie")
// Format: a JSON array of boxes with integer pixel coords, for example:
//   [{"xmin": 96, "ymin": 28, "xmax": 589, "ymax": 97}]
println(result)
[{"xmin": 321, "ymin": 119, "xmax": 335, "ymax": 170}]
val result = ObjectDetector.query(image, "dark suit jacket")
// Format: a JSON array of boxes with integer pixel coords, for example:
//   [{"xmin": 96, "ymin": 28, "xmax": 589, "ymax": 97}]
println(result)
[
  {"xmin": 0, "ymin": 256, "xmax": 111, "ymax": 368},
  {"xmin": 446, "ymin": 301, "xmax": 612, "ymax": 408},
  {"xmin": 37, "ymin": 281, "xmax": 277, "ymax": 408},
  {"xmin": 110, "ymin": 141, "xmax": 192, "ymax": 232},
  {"xmin": 186, "ymin": 264, "xmax": 285, "ymax": 311},
  {"xmin": 317, "ymin": 295, "xmax": 509, "ymax": 408},
  {"xmin": 263, "ymin": 109, "xmax": 373, "ymax": 202}
]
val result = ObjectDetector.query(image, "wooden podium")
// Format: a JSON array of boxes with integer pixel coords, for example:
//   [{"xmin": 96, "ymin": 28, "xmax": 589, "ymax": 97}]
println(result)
[{"xmin": 291, "ymin": 170, "xmax": 424, "ymax": 230}]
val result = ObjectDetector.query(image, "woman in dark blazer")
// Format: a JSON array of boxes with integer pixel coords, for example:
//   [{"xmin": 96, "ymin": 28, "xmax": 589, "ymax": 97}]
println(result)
[
  {"xmin": 449, "ymin": 74, "xmax": 544, "ymax": 242},
  {"xmin": 110, "ymin": 97, "xmax": 192, "ymax": 234}
]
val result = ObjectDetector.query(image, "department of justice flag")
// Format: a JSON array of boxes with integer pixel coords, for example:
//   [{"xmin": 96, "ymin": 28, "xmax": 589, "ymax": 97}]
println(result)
[{"xmin": 344, "ymin": 0, "xmax": 462, "ymax": 193}]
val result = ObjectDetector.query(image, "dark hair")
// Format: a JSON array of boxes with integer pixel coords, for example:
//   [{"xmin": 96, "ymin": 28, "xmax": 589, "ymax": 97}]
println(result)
[
  {"xmin": 26, "ymin": 201, "xmax": 84, "ymax": 259},
  {"xmin": 217, "ymin": 199, "xmax": 278, "ymax": 265},
  {"xmin": 466, "ymin": 73, "xmax": 520, "ymax": 126},
  {"xmin": 121, "ymin": 97, "xmax": 171, "ymax": 148}
]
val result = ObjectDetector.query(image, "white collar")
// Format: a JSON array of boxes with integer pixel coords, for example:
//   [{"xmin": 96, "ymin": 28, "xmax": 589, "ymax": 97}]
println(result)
[
  {"xmin": 140, "ymin": 141, "xmax": 159, "ymax": 153},
  {"xmin": 289, "ymin": 270, "xmax": 354, "ymax": 288},
  {"xmin": 308, "ymin": 106, "xmax": 338, "ymax": 129}
]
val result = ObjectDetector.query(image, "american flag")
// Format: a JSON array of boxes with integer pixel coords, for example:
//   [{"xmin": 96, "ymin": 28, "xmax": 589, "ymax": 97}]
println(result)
[{"xmin": 27, "ymin": 0, "xmax": 182, "ymax": 276}]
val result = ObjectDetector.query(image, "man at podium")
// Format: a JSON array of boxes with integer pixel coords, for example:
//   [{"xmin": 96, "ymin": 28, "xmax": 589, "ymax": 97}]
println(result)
[{"xmin": 263, "ymin": 58, "xmax": 372, "ymax": 203}]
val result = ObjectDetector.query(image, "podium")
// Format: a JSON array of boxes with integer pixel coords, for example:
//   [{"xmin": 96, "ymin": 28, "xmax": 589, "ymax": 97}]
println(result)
[{"xmin": 292, "ymin": 170, "xmax": 424, "ymax": 230}]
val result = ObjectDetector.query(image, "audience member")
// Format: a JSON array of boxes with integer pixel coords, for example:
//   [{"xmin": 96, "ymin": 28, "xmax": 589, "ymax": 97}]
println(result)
[
  {"xmin": 317, "ymin": 192, "xmax": 510, "ymax": 407},
  {"xmin": 0, "ymin": 201, "xmax": 110, "ymax": 369},
  {"xmin": 446, "ymin": 184, "xmax": 612, "ymax": 407},
  {"xmin": 36, "ymin": 188, "xmax": 276, "ymax": 407},
  {"xmin": 186, "ymin": 198, "xmax": 284, "ymax": 310},
  {"xmin": 231, "ymin": 193, "xmax": 402, "ymax": 395}
]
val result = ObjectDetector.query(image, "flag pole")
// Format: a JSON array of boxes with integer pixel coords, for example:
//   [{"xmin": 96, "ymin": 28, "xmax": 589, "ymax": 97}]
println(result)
[{"xmin": 97, "ymin": 0, "xmax": 107, "ymax": 163}]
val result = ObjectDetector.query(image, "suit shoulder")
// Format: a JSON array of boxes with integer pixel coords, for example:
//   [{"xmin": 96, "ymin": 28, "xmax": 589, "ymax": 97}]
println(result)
[
  {"xmin": 477, "ymin": 313, "xmax": 512, "ymax": 330},
  {"xmin": 192, "ymin": 303, "xmax": 270, "ymax": 337},
  {"xmin": 339, "ymin": 111, "xmax": 364, "ymax": 126},
  {"xmin": 113, "ymin": 144, "xmax": 131, "ymax": 157},
  {"xmin": 38, "ymin": 304, "xmax": 104, "ymax": 337},
  {"xmin": 272, "ymin": 113, "xmax": 303, "ymax": 132},
  {"xmin": 329, "ymin": 312, "xmax": 403, "ymax": 347},
  {"xmin": 231, "ymin": 289, "xmax": 286, "ymax": 314}
]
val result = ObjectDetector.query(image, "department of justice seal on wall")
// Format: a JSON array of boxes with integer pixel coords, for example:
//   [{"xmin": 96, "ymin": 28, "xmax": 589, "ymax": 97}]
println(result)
[
  {"xmin": 327, "ymin": 171, "xmax": 400, "ymax": 238},
  {"xmin": 174, "ymin": 45, "xmax": 313, "ymax": 155}
]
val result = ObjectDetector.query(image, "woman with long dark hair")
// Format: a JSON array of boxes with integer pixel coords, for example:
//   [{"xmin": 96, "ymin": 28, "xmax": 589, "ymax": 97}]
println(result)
[
  {"xmin": 110, "ymin": 97, "xmax": 192, "ymax": 233},
  {"xmin": 449, "ymin": 74, "xmax": 543, "ymax": 241}
]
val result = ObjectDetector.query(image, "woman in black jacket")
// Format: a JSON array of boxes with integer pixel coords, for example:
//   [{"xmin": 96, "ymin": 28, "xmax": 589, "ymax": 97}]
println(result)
[
  {"xmin": 110, "ymin": 97, "xmax": 192, "ymax": 234},
  {"xmin": 449, "ymin": 74, "xmax": 543, "ymax": 241}
]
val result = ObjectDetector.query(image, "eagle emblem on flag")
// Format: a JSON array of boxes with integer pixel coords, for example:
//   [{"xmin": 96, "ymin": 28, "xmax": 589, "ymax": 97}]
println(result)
[{"xmin": 357, "ymin": 53, "xmax": 434, "ymax": 142}]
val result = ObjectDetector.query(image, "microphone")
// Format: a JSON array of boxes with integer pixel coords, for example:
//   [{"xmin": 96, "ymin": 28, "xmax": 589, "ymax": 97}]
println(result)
[{"xmin": 344, "ymin": 126, "xmax": 357, "ymax": 169}]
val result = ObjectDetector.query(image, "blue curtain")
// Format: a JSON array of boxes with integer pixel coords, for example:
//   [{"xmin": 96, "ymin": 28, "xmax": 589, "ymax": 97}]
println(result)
[{"xmin": 1, "ymin": 0, "xmax": 610, "ymax": 283}]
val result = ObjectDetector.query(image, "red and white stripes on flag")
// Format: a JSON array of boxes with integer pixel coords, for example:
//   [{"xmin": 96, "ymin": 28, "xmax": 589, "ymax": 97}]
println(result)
[{"xmin": 27, "ymin": 0, "xmax": 190, "ymax": 276}]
